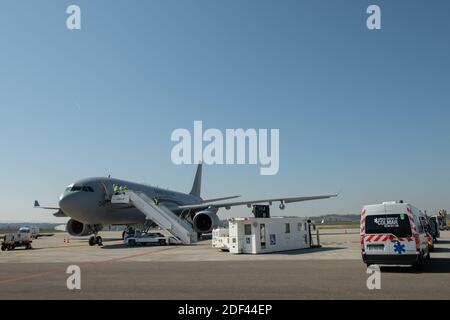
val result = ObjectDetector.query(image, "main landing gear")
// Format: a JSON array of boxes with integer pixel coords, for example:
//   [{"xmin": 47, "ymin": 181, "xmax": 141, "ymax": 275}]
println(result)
[{"xmin": 89, "ymin": 233, "xmax": 103, "ymax": 246}]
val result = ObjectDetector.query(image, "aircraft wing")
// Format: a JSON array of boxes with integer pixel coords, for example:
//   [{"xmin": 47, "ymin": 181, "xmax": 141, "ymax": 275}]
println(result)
[
  {"xmin": 201, "ymin": 195, "xmax": 241, "ymax": 203},
  {"xmin": 34, "ymin": 201, "xmax": 67, "ymax": 217},
  {"xmin": 178, "ymin": 194, "xmax": 338, "ymax": 210}
]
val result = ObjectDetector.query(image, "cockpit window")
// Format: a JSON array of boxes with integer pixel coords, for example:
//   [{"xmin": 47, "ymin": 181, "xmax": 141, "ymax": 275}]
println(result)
[{"xmin": 69, "ymin": 185, "xmax": 94, "ymax": 192}]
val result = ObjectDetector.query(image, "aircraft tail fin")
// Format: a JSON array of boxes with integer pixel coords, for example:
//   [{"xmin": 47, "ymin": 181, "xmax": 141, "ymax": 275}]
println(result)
[{"xmin": 189, "ymin": 162, "xmax": 202, "ymax": 197}]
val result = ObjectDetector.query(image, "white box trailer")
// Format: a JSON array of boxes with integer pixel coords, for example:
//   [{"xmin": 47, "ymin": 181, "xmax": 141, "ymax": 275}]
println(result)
[{"xmin": 225, "ymin": 217, "xmax": 311, "ymax": 254}]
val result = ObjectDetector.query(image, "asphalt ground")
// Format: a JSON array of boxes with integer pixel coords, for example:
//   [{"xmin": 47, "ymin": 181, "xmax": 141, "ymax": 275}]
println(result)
[{"xmin": 1, "ymin": 230, "xmax": 449, "ymax": 299}]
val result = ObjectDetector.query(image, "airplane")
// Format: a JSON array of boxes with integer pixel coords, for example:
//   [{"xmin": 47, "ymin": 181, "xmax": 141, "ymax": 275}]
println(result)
[{"xmin": 34, "ymin": 163, "xmax": 338, "ymax": 246}]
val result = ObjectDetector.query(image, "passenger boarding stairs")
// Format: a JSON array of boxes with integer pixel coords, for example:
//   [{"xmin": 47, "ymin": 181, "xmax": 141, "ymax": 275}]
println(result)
[{"xmin": 111, "ymin": 191, "xmax": 197, "ymax": 244}]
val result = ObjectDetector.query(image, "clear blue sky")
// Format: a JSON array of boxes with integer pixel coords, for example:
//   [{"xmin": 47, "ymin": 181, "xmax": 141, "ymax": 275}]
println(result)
[{"xmin": 1, "ymin": 0, "xmax": 449, "ymax": 222}]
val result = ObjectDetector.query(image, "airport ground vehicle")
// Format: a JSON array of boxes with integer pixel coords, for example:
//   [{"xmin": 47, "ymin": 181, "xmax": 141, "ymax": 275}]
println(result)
[
  {"xmin": 428, "ymin": 216, "xmax": 440, "ymax": 241},
  {"xmin": 124, "ymin": 232, "xmax": 170, "ymax": 246},
  {"xmin": 1, "ymin": 232, "xmax": 33, "ymax": 251},
  {"xmin": 361, "ymin": 201, "xmax": 430, "ymax": 270},
  {"xmin": 18, "ymin": 226, "xmax": 40, "ymax": 239},
  {"xmin": 433, "ymin": 210, "xmax": 448, "ymax": 231}
]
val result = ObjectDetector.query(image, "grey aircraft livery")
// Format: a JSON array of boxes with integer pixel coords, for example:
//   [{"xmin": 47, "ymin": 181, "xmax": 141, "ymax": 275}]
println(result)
[{"xmin": 35, "ymin": 163, "xmax": 337, "ymax": 246}]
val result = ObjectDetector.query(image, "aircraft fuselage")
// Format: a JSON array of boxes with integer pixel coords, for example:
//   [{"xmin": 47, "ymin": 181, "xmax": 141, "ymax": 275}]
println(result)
[{"xmin": 58, "ymin": 177, "xmax": 203, "ymax": 225}]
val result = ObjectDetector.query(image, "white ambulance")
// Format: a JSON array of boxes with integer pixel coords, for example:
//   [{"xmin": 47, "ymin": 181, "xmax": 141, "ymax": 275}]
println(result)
[{"xmin": 360, "ymin": 201, "xmax": 430, "ymax": 270}]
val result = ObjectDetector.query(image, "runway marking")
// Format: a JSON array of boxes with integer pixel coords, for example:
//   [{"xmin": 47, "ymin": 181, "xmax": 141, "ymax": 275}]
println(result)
[
  {"xmin": 0, "ymin": 270, "xmax": 60, "ymax": 285},
  {"xmin": 88, "ymin": 246, "xmax": 179, "ymax": 264},
  {"xmin": 0, "ymin": 246, "xmax": 179, "ymax": 285}
]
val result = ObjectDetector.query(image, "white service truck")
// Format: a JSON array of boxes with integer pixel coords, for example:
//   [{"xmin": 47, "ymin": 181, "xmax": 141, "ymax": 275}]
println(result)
[
  {"xmin": 1, "ymin": 232, "xmax": 33, "ymax": 251},
  {"xmin": 18, "ymin": 227, "xmax": 40, "ymax": 239}
]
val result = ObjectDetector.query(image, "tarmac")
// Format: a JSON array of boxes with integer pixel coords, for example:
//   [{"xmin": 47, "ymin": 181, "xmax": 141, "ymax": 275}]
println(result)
[{"xmin": 1, "ymin": 229, "xmax": 449, "ymax": 299}]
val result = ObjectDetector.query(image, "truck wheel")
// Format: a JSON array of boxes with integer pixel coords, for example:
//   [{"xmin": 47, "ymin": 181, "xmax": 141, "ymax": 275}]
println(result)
[
  {"xmin": 1, "ymin": 245, "xmax": 6, "ymax": 251},
  {"xmin": 129, "ymin": 239, "xmax": 136, "ymax": 247},
  {"xmin": 89, "ymin": 236, "xmax": 96, "ymax": 246},
  {"xmin": 159, "ymin": 239, "xmax": 167, "ymax": 246}
]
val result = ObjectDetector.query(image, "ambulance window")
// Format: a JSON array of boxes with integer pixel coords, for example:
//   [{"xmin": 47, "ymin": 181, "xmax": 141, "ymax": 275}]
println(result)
[
  {"xmin": 285, "ymin": 223, "xmax": 290, "ymax": 234},
  {"xmin": 365, "ymin": 214, "xmax": 412, "ymax": 237},
  {"xmin": 244, "ymin": 224, "xmax": 252, "ymax": 235}
]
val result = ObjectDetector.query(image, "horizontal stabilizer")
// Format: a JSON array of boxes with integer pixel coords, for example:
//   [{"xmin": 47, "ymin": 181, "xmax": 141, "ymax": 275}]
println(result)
[{"xmin": 34, "ymin": 200, "xmax": 60, "ymax": 211}]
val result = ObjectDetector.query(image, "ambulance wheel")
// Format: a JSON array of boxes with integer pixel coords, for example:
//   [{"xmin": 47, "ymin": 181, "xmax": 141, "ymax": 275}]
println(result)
[
  {"xmin": 96, "ymin": 236, "xmax": 103, "ymax": 246},
  {"xmin": 159, "ymin": 239, "xmax": 167, "ymax": 246},
  {"xmin": 89, "ymin": 236, "xmax": 96, "ymax": 246},
  {"xmin": 413, "ymin": 254, "xmax": 425, "ymax": 271}
]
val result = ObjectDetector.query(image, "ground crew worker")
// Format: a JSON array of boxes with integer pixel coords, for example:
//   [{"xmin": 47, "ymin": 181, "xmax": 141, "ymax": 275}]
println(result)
[
  {"xmin": 124, "ymin": 185, "xmax": 129, "ymax": 192},
  {"xmin": 113, "ymin": 185, "xmax": 119, "ymax": 194}
]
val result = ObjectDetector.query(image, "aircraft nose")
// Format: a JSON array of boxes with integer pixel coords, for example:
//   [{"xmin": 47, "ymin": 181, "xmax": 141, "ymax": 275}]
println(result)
[{"xmin": 59, "ymin": 193, "xmax": 79, "ymax": 216}]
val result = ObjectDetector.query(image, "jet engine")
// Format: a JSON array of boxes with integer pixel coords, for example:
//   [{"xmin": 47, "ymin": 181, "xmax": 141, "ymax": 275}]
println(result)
[
  {"xmin": 66, "ymin": 219, "xmax": 102, "ymax": 237},
  {"xmin": 192, "ymin": 210, "xmax": 220, "ymax": 234}
]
